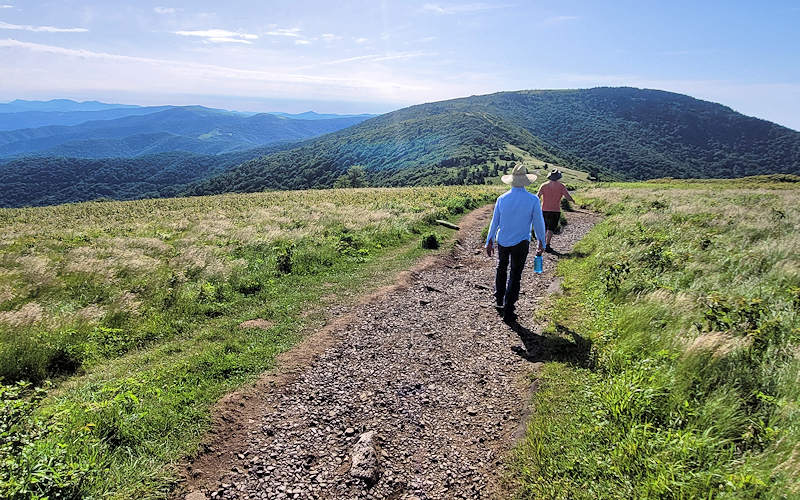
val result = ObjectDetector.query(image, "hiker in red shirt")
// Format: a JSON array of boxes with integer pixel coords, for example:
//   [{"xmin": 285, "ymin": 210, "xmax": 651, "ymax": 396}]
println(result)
[{"xmin": 536, "ymin": 169, "xmax": 574, "ymax": 254}]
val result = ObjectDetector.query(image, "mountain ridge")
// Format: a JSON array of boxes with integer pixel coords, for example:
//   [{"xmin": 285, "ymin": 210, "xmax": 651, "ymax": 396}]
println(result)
[
  {"xmin": 186, "ymin": 87, "xmax": 800, "ymax": 197},
  {"xmin": 2, "ymin": 87, "xmax": 799, "ymax": 208}
]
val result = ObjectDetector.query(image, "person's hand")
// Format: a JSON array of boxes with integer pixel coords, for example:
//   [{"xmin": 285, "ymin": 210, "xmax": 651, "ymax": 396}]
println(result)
[{"xmin": 485, "ymin": 243, "xmax": 494, "ymax": 257}]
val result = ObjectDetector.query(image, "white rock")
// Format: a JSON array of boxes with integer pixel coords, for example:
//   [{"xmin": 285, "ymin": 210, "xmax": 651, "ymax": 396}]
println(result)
[{"xmin": 349, "ymin": 431, "xmax": 379, "ymax": 482}]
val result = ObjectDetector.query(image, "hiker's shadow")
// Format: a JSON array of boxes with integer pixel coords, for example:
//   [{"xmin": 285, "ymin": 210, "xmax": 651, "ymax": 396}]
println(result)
[
  {"xmin": 546, "ymin": 249, "xmax": 588, "ymax": 259},
  {"xmin": 509, "ymin": 321, "xmax": 595, "ymax": 368}
]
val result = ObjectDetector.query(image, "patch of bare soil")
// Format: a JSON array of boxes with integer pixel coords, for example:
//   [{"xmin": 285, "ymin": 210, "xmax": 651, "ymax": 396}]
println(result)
[{"xmin": 176, "ymin": 207, "xmax": 598, "ymax": 499}]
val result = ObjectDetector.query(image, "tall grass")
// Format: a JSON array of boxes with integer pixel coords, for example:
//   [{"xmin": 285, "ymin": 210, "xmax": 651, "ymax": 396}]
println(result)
[
  {"xmin": 0, "ymin": 186, "xmax": 503, "ymax": 498},
  {"xmin": 513, "ymin": 179, "xmax": 799, "ymax": 498}
]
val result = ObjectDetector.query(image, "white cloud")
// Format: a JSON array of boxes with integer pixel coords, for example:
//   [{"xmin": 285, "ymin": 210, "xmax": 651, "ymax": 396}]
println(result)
[
  {"xmin": 173, "ymin": 29, "xmax": 257, "ymax": 44},
  {"xmin": 0, "ymin": 5, "xmax": 13, "ymax": 9},
  {"xmin": 265, "ymin": 28, "xmax": 301, "ymax": 37},
  {"xmin": 294, "ymin": 51, "xmax": 435, "ymax": 70},
  {"xmin": 320, "ymin": 33, "xmax": 341, "ymax": 41},
  {"xmin": 543, "ymin": 15, "xmax": 578, "ymax": 25},
  {"xmin": 174, "ymin": 29, "xmax": 257, "ymax": 39},
  {"xmin": 294, "ymin": 39, "xmax": 311, "ymax": 45},
  {"xmin": 154, "ymin": 7, "xmax": 177, "ymax": 14},
  {"xmin": 208, "ymin": 37, "xmax": 252, "ymax": 44},
  {"xmin": 355, "ymin": 37, "xmax": 368, "ymax": 44},
  {"xmin": 421, "ymin": 3, "xmax": 504, "ymax": 15},
  {"xmin": 0, "ymin": 20, "xmax": 87, "ymax": 32}
]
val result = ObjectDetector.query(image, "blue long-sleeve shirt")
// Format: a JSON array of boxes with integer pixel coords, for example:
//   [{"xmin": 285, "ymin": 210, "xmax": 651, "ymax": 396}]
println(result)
[{"xmin": 485, "ymin": 187, "xmax": 547, "ymax": 248}]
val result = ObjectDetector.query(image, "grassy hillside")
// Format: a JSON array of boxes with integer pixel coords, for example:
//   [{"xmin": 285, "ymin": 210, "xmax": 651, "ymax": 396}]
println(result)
[
  {"xmin": 0, "ymin": 185, "xmax": 503, "ymax": 498},
  {"xmin": 512, "ymin": 176, "xmax": 800, "ymax": 498}
]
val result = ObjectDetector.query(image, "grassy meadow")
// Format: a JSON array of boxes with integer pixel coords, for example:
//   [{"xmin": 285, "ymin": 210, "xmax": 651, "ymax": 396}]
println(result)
[
  {"xmin": 513, "ymin": 176, "xmax": 800, "ymax": 498},
  {"xmin": 0, "ymin": 185, "xmax": 503, "ymax": 498}
]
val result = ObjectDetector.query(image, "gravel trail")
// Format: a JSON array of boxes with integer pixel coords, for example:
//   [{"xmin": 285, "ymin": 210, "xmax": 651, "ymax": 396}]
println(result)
[{"xmin": 180, "ymin": 207, "xmax": 597, "ymax": 500}]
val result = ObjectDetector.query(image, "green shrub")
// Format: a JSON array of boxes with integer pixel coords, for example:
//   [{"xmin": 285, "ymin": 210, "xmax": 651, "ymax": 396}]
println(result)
[{"xmin": 272, "ymin": 240, "xmax": 295, "ymax": 275}]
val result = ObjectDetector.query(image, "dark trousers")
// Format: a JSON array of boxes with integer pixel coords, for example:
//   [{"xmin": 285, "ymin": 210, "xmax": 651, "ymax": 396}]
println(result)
[{"xmin": 495, "ymin": 240, "xmax": 529, "ymax": 312}]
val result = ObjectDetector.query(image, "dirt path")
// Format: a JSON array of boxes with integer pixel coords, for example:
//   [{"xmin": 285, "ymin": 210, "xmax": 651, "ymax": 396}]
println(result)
[{"xmin": 178, "ymin": 207, "xmax": 597, "ymax": 500}]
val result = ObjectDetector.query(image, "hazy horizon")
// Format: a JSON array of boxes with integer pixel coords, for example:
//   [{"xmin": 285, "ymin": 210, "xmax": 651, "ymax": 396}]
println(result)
[{"xmin": 4, "ymin": 86, "xmax": 800, "ymax": 133}]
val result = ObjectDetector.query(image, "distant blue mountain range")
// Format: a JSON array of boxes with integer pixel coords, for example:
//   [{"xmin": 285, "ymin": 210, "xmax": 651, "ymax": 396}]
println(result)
[
  {"xmin": 0, "ymin": 100, "xmax": 375, "ymax": 157},
  {"xmin": 0, "ymin": 99, "xmax": 141, "ymax": 113}
]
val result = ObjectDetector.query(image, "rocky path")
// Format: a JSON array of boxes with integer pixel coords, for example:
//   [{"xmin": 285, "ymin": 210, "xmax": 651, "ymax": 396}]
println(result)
[{"xmin": 179, "ymin": 207, "xmax": 597, "ymax": 500}]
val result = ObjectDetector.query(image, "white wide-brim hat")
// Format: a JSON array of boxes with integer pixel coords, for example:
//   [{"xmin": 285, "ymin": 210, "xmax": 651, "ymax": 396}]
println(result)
[{"xmin": 501, "ymin": 164, "xmax": 537, "ymax": 187}]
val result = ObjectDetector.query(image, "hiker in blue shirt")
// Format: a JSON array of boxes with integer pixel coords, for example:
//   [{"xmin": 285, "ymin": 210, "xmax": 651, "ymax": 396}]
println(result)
[{"xmin": 485, "ymin": 165, "xmax": 547, "ymax": 322}]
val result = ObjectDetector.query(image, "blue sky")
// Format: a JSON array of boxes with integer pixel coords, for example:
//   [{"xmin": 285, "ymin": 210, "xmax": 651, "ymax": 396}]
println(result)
[{"xmin": 1, "ymin": 1, "xmax": 798, "ymax": 129}]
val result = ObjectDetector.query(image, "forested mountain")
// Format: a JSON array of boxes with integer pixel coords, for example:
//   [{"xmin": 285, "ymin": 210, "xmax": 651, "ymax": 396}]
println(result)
[
  {"xmin": 186, "ymin": 109, "xmax": 574, "ymax": 195},
  {"xmin": 0, "ymin": 106, "xmax": 371, "ymax": 158},
  {"xmin": 187, "ymin": 88, "xmax": 800, "ymax": 197},
  {"xmin": 431, "ymin": 88, "xmax": 800, "ymax": 179},
  {"xmin": 0, "ymin": 143, "xmax": 293, "ymax": 207}
]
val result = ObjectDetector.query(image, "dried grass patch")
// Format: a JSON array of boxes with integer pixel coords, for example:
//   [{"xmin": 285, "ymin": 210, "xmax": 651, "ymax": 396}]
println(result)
[
  {"xmin": 74, "ymin": 304, "xmax": 106, "ymax": 323},
  {"xmin": 0, "ymin": 301, "xmax": 44, "ymax": 326},
  {"xmin": 0, "ymin": 285, "xmax": 13, "ymax": 305},
  {"xmin": 238, "ymin": 319, "xmax": 274, "ymax": 330},
  {"xmin": 16, "ymin": 255, "xmax": 56, "ymax": 287}
]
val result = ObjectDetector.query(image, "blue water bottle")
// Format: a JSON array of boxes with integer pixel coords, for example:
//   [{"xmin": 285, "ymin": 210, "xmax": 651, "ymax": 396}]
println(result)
[{"xmin": 534, "ymin": 254, "xmax": 543, "ymax": 274}]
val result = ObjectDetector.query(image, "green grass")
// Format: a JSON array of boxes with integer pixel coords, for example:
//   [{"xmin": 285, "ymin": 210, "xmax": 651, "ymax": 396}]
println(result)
[
  {"xmin": 512, "ymin": 178, "xmax": 800, "ymax": 499},
  {"xmin": 0, "ymin": 185, "xmax": 504, "ymax": 499}
]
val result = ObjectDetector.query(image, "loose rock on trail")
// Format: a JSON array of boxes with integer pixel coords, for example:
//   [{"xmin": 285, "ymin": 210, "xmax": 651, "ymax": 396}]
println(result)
[{"xmin": 179, "ymin": 206, "xmax": 597, "ymax": 499}]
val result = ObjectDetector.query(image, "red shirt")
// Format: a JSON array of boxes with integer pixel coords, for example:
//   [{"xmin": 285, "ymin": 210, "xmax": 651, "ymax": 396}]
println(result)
[{"xmin": 537, "ymin": 181, "xmax": 569, "ymax": 211}]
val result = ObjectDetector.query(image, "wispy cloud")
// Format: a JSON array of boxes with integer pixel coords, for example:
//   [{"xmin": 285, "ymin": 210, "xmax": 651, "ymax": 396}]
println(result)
[
  {"xmin": 294, "ymin": 39, "xmax": 311, "ymax": 45},
  {"xmin": 296, "ymin": 51, "xmax": 435, "ymax": 69},
  {"xmin": 0, "ymin": 5, "xmax": 13, "ymax": 9},
  {"xmin": 421, "ymin": 3, "xmax": 505, "ymax": 15},
  {"xmin": 207, "ymin": 37, "xmax": 252, "ymax": 44},
  {"xmin": 320, "ymin": 33, "xmax": 342, "ymax": 41},
  {"xmin": 354, "ymin": 37, "xmax": 368, "ymax": 44},
  {"xmin": 0, "ymin": 38, "xmax": 428, "ymax": 92},
  {"xmin": 0, "ymin": 20, "xmax": 87, "ymax": 32},
  {"xmin": 543, "ymin": 15, "xmax": 578, "ymax": 25},
  {"xmin": 154, "ymin": 6, "xmax": 177, "ymax": 15},
  {"xmin": 265, "ymin": 28, "xmax": 301, "ymax": 38},
  {"xmin": 173, "ymin": 29, "xmax": 257, "ymax": 44}
]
